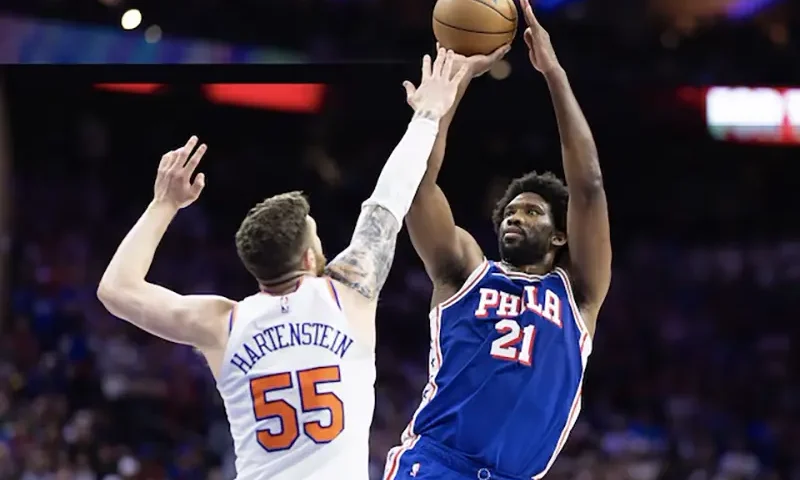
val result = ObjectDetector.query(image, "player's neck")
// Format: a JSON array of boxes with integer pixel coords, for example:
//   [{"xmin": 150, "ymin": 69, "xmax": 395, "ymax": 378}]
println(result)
[
  {"xmin": 500, "ymin": 258, "xmax": 554, "ymax": 276},
  {"xmin": 258, "ymin": 270, "xmax": 313, "ymax": 295}
]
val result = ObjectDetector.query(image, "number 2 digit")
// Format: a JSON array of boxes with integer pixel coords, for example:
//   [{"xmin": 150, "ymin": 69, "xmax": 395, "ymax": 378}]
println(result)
[
  {"xmin": 250, "ymin": 365, "xmax": 345, "ymax": 452},
  {"xmin": 490, "ymin": 319, "xmax": 536, "ymax": 366}
]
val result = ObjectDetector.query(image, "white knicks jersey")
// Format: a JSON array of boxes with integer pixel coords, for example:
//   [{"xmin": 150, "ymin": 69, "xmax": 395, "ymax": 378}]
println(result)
[{"xmin": 216, "ymin": 277, "xmax": 376, "ymax": 480}]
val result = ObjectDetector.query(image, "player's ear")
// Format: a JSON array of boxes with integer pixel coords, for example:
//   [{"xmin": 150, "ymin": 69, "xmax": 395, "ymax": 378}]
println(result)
[
  {"xmin": 301, "ymin": 247, "xmax": 316, "ymax": 272},
  {"xmin": 551, "ymin": 231, "xmax": 566, "ymax": 247}
]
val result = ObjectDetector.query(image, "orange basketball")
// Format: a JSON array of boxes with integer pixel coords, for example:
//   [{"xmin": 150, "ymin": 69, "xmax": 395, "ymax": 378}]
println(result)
[{"xmin": 433, "ymin": 0, "xmax": 518, "ymax": 56}]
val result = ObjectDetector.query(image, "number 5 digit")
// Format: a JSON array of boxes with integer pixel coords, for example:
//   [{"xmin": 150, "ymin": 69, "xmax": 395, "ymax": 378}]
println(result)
[
  {"xmin": 250, "ymin": 372, "xmax": 299, "ymax": 451},
  {"xmin": 298, "ymin": 366, "xmax": 345, "ymax": 443},
  {"xmin": 250, "ymin": 366, "xmax": 345, "ymax": 452}
]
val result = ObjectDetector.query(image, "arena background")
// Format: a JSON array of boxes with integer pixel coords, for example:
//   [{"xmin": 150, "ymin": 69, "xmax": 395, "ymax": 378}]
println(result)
[{"xmin": 2, "ymin": 0, "xmax": 800, "ymax": 478}]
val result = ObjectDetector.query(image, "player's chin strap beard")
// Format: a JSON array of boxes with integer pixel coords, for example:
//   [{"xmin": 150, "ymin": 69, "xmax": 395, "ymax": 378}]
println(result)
[
  {"xmin": 259, "ymin": 271, "xmax": 309, "ymax": 295},
  {"xmin": 500, "ymin": 243, "xmax": 554, "ymax": 274}
]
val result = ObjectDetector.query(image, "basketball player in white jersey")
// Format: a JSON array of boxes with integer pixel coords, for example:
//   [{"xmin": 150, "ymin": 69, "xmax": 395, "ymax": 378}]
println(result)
[{"xmin": 96, "ymin": 49, "xmax": 468, "ymax": 480}]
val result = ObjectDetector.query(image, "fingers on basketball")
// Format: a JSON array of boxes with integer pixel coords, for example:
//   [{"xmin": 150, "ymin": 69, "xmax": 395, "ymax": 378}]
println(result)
[
  {"xmin": 441, "ymin": 50, "xmax": 455, "ymax": 80},
  {"xmin": 432, "ymin": 48, "xmax": 446, "ymax": 77},
  {"xmin": 495, "ymin": 44, "xmax": 511, "ymax": 60}
]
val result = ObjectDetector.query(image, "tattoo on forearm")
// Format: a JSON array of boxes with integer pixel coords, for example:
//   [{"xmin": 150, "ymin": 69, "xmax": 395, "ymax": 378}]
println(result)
[{"xmin": 324, "ymin": 204, "xmax": 400, "ymax": 300}]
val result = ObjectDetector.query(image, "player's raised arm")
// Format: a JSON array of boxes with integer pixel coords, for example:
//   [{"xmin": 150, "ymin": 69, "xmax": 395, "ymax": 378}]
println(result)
[
  {"xmin": 403, "ymin": 45, "xmax": 509, "ymax": 287},
  {"xmin": 522, "ymin": 3, "xmax": 611, "ymax": 326},
  {"xmin": 325, "ymin": 49, "xmax": 469, "ymax": 301},
  {"xmin": 97, "ymin": 137, "xmax": 234, "ymax": 351}
]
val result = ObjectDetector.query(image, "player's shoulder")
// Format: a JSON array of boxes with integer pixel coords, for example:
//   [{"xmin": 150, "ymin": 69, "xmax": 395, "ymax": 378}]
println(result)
[
  {"xmin": 234, "ymin": 291, "xmax": 265, "ymax": 308},
  {"xmin": 327, "ymin": 275, "xmax": 372, "ymax": 311},
  {"xmin": 326, "ymin": 275, "xmax": 377, "ymax": 347}
]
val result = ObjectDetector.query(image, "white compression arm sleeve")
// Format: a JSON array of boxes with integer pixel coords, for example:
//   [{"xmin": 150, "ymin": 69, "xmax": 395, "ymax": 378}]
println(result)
[{"xmin": 361, "ymin": 116, "xmax": 439, "ymax": 223}]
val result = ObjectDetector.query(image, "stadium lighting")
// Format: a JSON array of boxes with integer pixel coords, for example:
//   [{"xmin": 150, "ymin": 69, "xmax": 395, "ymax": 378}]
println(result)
[{"xmin": 121, "ymin": 9, "xmax": 142, "ymax": 30}]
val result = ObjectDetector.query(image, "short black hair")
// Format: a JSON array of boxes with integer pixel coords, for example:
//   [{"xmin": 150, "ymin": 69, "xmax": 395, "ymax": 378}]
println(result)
[
  {"xmin": 235, "ymin": 191, "xmax": 310, "ymax": 282},
  {"xmin": 491, "ymin": 171, "xmax": 569, "ymax": 234}
]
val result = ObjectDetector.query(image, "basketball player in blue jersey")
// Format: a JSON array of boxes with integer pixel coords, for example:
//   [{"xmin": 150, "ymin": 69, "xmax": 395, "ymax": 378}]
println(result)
[{"xmin": 385, "ymin": 4, "xmax": 611, "ymax": 480}]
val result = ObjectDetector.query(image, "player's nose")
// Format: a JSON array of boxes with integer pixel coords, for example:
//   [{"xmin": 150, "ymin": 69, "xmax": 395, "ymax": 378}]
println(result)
[{"xmin": 506, "ymin": 216, "xmax": 523, "ymax": 228}]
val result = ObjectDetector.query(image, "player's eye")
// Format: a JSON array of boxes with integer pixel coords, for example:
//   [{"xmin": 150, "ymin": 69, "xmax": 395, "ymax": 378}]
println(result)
[{"xmin": 527, "ymin": 209, "xmax": 538, "ymax": 216}]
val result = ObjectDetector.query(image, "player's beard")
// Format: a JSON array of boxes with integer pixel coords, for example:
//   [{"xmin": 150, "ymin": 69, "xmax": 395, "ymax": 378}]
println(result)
[
  {"xmin": 498, "ymin": 230, "xmax": 550, "ymax": 267},
  {"xmin": 314, "ymin": 250, "xmax": 327, "ymax": 277}
]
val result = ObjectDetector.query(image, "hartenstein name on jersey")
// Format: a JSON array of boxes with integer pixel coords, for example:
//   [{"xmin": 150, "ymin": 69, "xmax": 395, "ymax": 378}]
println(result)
[
  {"xmin": 474, "ymin": 285, "xmax": 563, "ymax": 327},
  {"xmin": 230, "ymin": 322, "xmax": 354, "ymax": 375}
]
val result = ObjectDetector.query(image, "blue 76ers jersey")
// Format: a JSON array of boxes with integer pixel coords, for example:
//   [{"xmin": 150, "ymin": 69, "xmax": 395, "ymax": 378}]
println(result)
[{"xmin": 395, "ymin": 260, "xmax": 592, "ymax": 479}]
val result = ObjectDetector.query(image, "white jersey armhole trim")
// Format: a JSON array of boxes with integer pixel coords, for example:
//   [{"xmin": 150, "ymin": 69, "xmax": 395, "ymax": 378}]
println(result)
[
  {"xmin": 226, "ymin": 300, "xmax": 250, "ymax": 345},
  {"xmin": 553, "ymin": 267, "xmax": 592, "ymax": 341},
  {"xmin": 428, "ymin": 259, "xmax": 491, "ymax": 316}
]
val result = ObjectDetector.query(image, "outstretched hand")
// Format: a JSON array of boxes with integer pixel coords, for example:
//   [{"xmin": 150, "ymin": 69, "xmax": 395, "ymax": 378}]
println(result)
[
  {"xmin": 153, "ymin": 136, "xmax": 207, "ymax": 209},
  {"xmin": 521, "ymin": 2, "xmax": 561, "ymax": 74},
  {"xmin": 402, "ymin": 44, "xmax": 510, "ymax": 113},
  {"xmin": 402, "ymin": 48, "xmax": 470, "ymax": 120}
]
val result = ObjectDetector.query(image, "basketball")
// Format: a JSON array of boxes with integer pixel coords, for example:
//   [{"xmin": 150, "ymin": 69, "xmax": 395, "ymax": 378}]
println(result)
[{"xmin": 433, "ymin": 0, "xmax": 518, "ymax": 56}]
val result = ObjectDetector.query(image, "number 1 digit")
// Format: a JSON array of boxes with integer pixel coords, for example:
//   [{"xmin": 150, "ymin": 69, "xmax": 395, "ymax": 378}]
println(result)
[{"xmin": 517, "ymin": 324, "xmax": 536, "ymax": 366}]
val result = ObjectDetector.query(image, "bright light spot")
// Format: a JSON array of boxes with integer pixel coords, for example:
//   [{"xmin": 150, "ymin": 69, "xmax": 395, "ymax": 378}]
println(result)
[
  {"xmin": 121, "ymin": 9, "xmax": 142, "ymax": 30},
  {"xmin": 706, "ymin": 87, "xmax": 784, "ymax": 127},
  {"xmin": 144, "ymin": 25, "xmax": 162, "ymax": 43},
  {"xmin": 489, "ymin": 59, "xmax": 511, "ymax": 80}
]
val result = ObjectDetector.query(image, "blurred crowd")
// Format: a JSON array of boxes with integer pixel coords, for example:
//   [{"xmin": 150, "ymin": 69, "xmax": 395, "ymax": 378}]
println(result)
[
  {"xmin": 3, "ymin": 25, "xmax": 800, "ymax": 478},
  {"xmin": 1, "ymin": 0, "xmax": 799, "ymax": 85}
]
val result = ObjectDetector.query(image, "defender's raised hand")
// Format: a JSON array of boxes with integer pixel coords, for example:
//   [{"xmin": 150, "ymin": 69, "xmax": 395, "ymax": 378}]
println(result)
[
  {"xmin": 402, "ymin": 48, "xmax": 470, "ymax": 120},
  {"xmin": 154, "ymin": 136, "xmax": 207, "ymax": 209},
  {"xmin": 522, "ymin": 3, "xmax": 560, "ymax": 74}
]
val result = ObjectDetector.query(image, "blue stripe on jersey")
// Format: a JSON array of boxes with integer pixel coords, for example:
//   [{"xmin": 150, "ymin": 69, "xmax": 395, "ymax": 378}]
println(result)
[
  {"xmin": 228, "ymin": 305, "xmax": 236, "ymax": 334},
  {"xmin": 327, "ymin": 278, "xmax": 342, "ymax": 310},
  {"xmin": 408, "ymin": 261, "xmax": 589, "ymax": 479}
]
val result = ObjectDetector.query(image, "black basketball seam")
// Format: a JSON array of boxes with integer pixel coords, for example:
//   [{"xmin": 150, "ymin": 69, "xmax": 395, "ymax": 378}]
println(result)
[
  {"xmin": 433, "ymin": 17, "xmax": 516, "ymax": 34},
  {"xmin": 464, "ymin": 0, "xmax": 517, "ymax": 23}
]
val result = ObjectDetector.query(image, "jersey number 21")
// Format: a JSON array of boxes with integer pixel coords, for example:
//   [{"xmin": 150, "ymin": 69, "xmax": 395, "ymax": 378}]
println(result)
[{"xmin": 490, "ymin": 319, "xmax": 536, "ymax": 366}]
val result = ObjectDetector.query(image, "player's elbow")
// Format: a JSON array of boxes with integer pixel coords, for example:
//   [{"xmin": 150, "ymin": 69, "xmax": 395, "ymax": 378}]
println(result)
[
  {"xmin": 96, "ymin": 279, "xmax": 139, "ymax": 319},
  {"xmin": 97, "ymin": 273, "xmax": 126, "ymax": 301},
  {"xmin": 96, "ymin": 281, "xmax": 118, "ymax": 307},
  {"xmin": 97, "ymin": 282, "xmax": 127, "ymax": 318}
]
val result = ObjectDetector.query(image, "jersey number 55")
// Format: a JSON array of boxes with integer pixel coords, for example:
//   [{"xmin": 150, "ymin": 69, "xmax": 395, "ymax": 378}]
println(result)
[{"xmin": 250, "ymin": 365, "xmax": 344, "ymax": 452}]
